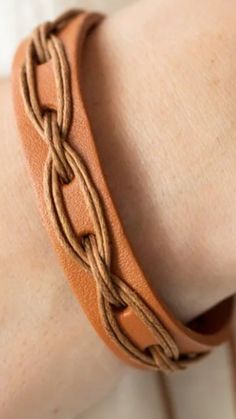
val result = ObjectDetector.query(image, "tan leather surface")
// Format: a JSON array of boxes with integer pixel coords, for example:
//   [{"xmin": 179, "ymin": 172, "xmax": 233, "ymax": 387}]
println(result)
[{"xmin": 12, "ymin": 12, "xmax": 234, "ymax": 369}]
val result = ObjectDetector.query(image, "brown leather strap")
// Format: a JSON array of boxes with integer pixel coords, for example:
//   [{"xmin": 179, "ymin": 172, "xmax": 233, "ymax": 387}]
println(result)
[{"xmin": 12, "ymin": 10, "xmax": 233, "ymax": 372}]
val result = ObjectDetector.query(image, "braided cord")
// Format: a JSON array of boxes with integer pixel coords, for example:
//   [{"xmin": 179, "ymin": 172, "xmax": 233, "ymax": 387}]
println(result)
[{"xmin": 20, "ymin": 10, "xmax": 198, "ymax": 372}]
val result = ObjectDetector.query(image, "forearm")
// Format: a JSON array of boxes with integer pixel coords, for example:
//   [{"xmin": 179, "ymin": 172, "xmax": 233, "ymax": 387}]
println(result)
[{"xmin": 81, "ymin": 0, "xmax": 236, "ymax": 322}]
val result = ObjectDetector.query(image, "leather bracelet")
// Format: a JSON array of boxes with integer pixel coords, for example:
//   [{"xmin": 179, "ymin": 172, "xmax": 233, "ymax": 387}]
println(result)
[{"xmin": 12, "ymin": 9, "xmax": 233, "ymax": 372}]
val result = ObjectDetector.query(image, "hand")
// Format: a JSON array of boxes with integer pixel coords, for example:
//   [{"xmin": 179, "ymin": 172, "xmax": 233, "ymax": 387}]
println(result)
[{"xmin": 0, "ymin": 79, "xmax": 124, "ymax": 419}]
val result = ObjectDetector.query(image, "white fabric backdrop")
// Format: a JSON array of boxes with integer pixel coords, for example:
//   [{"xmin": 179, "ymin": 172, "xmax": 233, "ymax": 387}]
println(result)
[
  {"xmin": 0, "ymin": 0, "xmax": 130, "ymax": 76},
  {"xmin": 1, "ymin": 1, "xmax": 235, "ymax": 418}
]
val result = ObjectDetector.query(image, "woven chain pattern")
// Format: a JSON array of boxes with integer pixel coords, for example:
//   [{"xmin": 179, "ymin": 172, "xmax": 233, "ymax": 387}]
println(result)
[{"xmin": 20, "ymin": 9, "xmax": 196, "ymax": 372}]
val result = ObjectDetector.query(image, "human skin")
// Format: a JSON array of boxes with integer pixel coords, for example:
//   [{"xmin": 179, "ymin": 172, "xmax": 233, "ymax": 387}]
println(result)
[
  {"xmin": 82, "ymin": 0, "xmax": 236, "ymax": 323},
  {"xmin": 1, "ymin": 0, "xmax": 236, "ymax": 417}
]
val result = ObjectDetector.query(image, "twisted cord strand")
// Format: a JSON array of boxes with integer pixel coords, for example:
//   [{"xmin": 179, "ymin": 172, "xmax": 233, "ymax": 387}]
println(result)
[
  {"xmin": 20, "ymin": 10, "xmax": 197, "ymax": 372},
  {"xmin": 46, "ymin": 144, "xmax": 182, "ymax": 371}
]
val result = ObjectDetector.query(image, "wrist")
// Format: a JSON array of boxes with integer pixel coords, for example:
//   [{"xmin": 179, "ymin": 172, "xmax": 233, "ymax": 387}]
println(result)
[{"xmin": 81, "ymin": 2, "xmax": 236, "ymax": 322}]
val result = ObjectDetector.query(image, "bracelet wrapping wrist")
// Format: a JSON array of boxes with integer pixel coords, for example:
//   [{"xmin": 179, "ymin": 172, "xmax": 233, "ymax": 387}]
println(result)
[{"xmin": 11, "ymin": 9, "xmax": 234, "ymax": 372}]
